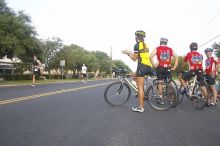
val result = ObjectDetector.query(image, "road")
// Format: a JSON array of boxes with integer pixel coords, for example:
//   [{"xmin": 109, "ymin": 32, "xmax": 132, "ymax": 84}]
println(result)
[{"xmin": 0, "ymin": 79, "xmax": 220, "ymax": 146}]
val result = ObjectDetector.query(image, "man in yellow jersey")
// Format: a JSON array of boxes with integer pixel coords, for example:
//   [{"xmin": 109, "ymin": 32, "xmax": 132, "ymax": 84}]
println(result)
[{"xmin": 122, "ymin": 30, "xmax": 152, "ymax": 113}]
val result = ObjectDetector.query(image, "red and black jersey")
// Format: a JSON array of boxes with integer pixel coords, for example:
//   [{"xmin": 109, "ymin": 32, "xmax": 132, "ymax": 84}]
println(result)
[
  {"xmin": 156, "ymin": 46, "xmax": 173, "ymax": 67},
  {"xmin": 205, "ymin": 57, "xmax": 217, "ymax": 75},
  {"xmin": 184, "ymin": 51, "xmax": 203, "ymax": 70}
]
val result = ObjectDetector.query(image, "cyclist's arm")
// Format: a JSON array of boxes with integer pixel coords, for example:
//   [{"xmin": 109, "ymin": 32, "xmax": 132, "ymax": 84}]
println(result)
[
  {"xmin": 172, "ymin": 51, "xmax": 179, "ymax": 70},
  {"xmin": 121, "ymin": 49, "xmax": 138, "ymax": 61},
  {"xmin": 129, "ymin": 52, "xmax": 138, "ymax": 61},
  {"xmin": 150, "ymin": 48, "xmax": 157, "ymax": 68}
]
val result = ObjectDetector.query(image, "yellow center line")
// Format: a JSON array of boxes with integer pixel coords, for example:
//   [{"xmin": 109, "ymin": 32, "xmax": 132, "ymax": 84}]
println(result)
[{"xmin": 0, "ymin": 82, "xmax": 112, "ymax": 105}]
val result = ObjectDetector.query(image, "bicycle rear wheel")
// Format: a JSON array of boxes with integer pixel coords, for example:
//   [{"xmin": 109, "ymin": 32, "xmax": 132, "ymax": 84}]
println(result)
[
  {"xmin": 104, "ymin": 81, "xmax": 131, "ymax": 106},
  {"xmin": 192, "ymin": 83, "xmax": 209, "ymax": 110},
  {"xmin": 146, "ymin": 84, "xmax": 176, "ymax": 111},
  {"xmin": 153, "ymin": 79, "xmax": 179, "ymax": 107}
]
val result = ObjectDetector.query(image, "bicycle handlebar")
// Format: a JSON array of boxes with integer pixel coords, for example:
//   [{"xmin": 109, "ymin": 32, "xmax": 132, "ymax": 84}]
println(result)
[{"xmin": 112, "ymin": 67, "xmax": 127, "ymax": 76}]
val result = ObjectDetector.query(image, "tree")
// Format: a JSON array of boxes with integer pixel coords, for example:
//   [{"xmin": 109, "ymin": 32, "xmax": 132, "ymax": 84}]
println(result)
[
  {"xmin": 0, "ymin": 0, "xmax": 41, "ymax": 64},
  {"xmin": 213, "ymin": 42, "xmax": 220, "ymax": 58},
  {"xmin": 41, "ymin": 37, "xmax": 63, "ymax": 72},
  {"xmin": 112, "ymin": 60, "xmax": 131, "ymax": 72}
]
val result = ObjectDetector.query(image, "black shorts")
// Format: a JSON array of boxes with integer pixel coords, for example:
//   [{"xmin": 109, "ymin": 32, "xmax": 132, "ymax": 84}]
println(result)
[
  {"xmin": 82, "ymin": 73, "xmax": 87, "ymax": 78},
  {"xmin": 136, "ymin": 64, "xmax": 152, "ymax": 77},
  {"xmin": 156, "ymin": 66, "xmax": 171, "ymax": 80},
  {"xmin": 33, "ymin": 69, "xmax": 40, "ymax": 76},
  {"xmin": 205, "ymin": 74, "xmax": 215, "ymax": 85},
  {"xmin": 182, "ymin": 70, "xmax": 204, "ymax": 82}
]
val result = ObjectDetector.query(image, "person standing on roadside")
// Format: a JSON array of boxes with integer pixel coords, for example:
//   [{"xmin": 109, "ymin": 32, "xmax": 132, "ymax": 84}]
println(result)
[{"xmin": 81, "ymin": 64, "xmax": 87, "ymax": 83}]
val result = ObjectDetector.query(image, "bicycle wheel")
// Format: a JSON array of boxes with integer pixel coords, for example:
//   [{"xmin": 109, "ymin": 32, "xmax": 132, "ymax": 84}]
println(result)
[
  {"xmin": 153, "ymin": 79, "xmax": 179, "ymax": 107},
  {"xmin": 104, "ymin": 81, "xmax": 131, "ymax": 106},
  {"xmin": 192, "ymin": 83, "xmax": 209, "ymax": 110},
  {"xmin": 146, "ymin": 84, "xmax": 176, "ymax": 111}
]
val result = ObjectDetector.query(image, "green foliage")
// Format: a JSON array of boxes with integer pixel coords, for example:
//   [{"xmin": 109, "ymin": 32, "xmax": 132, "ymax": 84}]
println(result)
[
  {"xmin": 0, "ymin": 0, "xmax": 42, "ymax": 63},
  {"xmin": 41, "ymin": 37, "xmax": 63, "ymax": 71},
  {"xmin": 0, "ymin": 0, "xmax": 131, "ymax": 78},
  {"xmin": 112, "ymin": 60, "xmax": 131, "ymax": 72},
  {"xmin": 213, "ymin": 42, "xmax": 220, "ymax": 58},
  {"xmin": 171, "ymin": 56, "xmax": 188, "ymax": 77}
]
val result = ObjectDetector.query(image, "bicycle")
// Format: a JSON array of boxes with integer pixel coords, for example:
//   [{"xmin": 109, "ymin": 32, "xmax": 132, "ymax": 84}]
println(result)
[
  {"xmin": 152, "ymin": 69, "xmax": 179, "ymax": 107},
  {"xmin": 178, "ymin": 71, "xmax": 209, "ymax": 110},
  {"xmin": 104, "ymin": 68, "xmax": 177, "ymax": 111}
]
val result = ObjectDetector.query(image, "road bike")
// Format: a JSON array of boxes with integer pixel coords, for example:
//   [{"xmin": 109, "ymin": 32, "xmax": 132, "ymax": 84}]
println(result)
[
  {"xmin": 178, "ymin": 71, "xmax": 209, "ymax": 110},
  {"xmin": 152, "ymin": 69, "xmax": 179, "ymax": 107},
  {"xmin": 104, "ymin": 68, "xmax": 177, "ymax": 111}
]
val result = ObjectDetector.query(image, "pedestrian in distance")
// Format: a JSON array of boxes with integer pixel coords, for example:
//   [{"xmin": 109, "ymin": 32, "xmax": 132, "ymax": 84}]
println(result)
[
  {"xmin": 31, "ymin": 55, "xmax": 46, "ymax": 87},
  {"xmin": 81, "ymin": 64, "xmax": 87, "ymax": 83}
]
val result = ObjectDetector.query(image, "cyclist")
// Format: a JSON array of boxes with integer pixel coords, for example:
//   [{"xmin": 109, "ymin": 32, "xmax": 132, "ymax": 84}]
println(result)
[
  {"xmin": 150, "ymin": 37, "xmax": 178, "ymax": 100},
  {"xmin": 178, "ymin": 42, "xmax": 208, "ymax": 99},
  {"xmin": 122, "ymin": 30, "xmax": 152, "ymax": 113},
  {"xmin": 204, "ymin": 48, "xmax": 218, "ymax": 105}
]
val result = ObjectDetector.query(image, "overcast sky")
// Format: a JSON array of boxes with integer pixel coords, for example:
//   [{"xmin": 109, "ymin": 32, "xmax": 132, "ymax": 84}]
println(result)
[{"xmin": 6, "ymin": 0, "xmax": 220, "ymax": 71}]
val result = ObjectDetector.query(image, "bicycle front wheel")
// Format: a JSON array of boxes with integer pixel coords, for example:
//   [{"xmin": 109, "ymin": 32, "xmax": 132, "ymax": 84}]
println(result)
[
  {"xmin": 146, "ymin": 84, "xmax": 176, "ymax": 111},
  {"xmin": 104, "ymin": 81, "xmax": 131, "ymax": 106}
]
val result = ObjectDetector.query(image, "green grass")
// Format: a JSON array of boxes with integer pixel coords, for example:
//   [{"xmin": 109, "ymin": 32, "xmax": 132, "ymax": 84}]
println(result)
[{"xmin": 0, "ymin": 78, "xmax": 82, "ymax": 85}]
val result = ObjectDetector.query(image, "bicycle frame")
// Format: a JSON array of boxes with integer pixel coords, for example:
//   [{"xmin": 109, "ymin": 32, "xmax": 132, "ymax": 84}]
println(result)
[{"xmin": 118, "ymin": 75, "xmax": 161, "ymax": 98}]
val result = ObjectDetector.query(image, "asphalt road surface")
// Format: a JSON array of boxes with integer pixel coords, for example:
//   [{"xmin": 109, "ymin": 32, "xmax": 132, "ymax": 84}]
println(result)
[{"xmin": 0, "ymin": 79, "xmax": 220, "ymax": 146}]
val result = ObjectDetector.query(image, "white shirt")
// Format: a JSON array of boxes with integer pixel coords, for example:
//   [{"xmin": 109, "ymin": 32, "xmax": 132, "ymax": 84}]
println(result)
[{"xmin": 82, "ymin": 66, "xmax": 87, "ymax": 74}]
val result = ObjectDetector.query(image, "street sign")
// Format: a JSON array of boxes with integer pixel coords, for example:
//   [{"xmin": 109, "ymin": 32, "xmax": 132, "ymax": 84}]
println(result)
[{"xmin": 60, "ymin": 60, "xmax": 65, "ymax": 66}]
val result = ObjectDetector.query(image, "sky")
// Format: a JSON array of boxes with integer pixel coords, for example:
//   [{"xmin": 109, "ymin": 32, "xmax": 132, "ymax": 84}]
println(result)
[{"xmin": 6, "ymin": 0, "xmax": 220, "ymax": 71}]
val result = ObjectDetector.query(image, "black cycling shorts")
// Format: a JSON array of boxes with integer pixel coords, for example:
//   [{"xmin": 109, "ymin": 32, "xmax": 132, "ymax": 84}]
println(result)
[
  {"xmin": 136, "ymin": 63, "xmax": 152, "ymax": 77},
  {"xmin": 156, "ymin": 66, "xmax": 171, "ymax": 80},
  {"xmin": 33, "ymin": 69, "xmax": 40, "ymax": 76},
  {"xmin": 205, "ymin": 74, "xmax": 215, "ymax": 85},
  {"xmin": 182, "ymin": 70, "xmax": 204, "ymax": 82}
]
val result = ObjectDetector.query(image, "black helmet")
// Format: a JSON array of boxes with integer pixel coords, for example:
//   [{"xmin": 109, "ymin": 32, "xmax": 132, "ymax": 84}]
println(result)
[
  {"xmin": 204, "ymin": 48, "xmax": 213, "ymax": 53},
  {"xmin": 190, "ymin": 42, "xmax": 198, "ymax": 51},
  {"xmin": 135, "ymin": 30, "xmax": 146, "ymax": 39},
  {"xmin": 160, "ymin": 37, "xmax": 168, "ymax": 45}
]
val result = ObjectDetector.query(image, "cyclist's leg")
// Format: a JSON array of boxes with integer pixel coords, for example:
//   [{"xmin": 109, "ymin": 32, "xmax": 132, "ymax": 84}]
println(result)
[
  {"xmin": 197, "ymin": 71, "xmax": 208, "ymax": 99},
  {"xmin": 136, "ymin": 76, "xmax": 145, "ymax": 109},
  {"xmin": 179, "ymin": 71, "xmax": 194, "ymax": 93},
  {"xmin": 179, "ymin": 73, "xmax": 187, "ymax": 88},
  {"xmin": 205, "ymin": 74, "xmax": 217, "ymax": 104},
  {"xmin": 133, "ymin": 64, "xmax": 152, "ymax": 112},
  {"xmin": 131, "ymin": 71, "xmax": 137, "ymax": 87},
  {"xmin": 156, "ymin": 66, "xmax": 164, "ymax": 96}
]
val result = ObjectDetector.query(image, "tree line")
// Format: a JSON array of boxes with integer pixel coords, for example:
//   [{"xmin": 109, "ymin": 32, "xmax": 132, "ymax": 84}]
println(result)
[
  {"xmin": 1, "ymin": 0, "xmax": 220, "ymax": 78},
  {"xmin": 0, "ymin": 0, "xmax": 131, "ymax": 78}
]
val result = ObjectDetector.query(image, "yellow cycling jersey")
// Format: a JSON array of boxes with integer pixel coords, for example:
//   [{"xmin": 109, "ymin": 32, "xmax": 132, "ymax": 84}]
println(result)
[{"xmin": 134, "ymin": 42, "xmax": 152, "ymax": 66}]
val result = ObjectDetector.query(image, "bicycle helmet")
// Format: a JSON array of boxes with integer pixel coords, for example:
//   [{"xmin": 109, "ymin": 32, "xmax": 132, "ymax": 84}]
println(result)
[
  {"xmin": 135, "ymin": 30, "xmax": 146, "ymax": 38},
  {"xmin": 204, "ymin": 48, "xmax": 213, "ymax": 53},
  {"xmin": 160, "ymin": 37, "xmax": 168, "ymax": 45},
  {"xmin": 189, "ymin": 42, "xmax": 198, "ymax": 51}
]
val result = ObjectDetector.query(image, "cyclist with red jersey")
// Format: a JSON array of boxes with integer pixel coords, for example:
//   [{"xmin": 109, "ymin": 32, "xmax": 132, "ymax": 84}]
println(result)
[
  {"xmin": 204, "ymin": 48, "xmax": 219, "ymax": 105},
  {"xmin": 179, "ymin": 42, "xmax": 208, "ymax": 99},
  {"xmin": 150, "ymin": 37, "xmax": 178, "ymax": 96}
]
